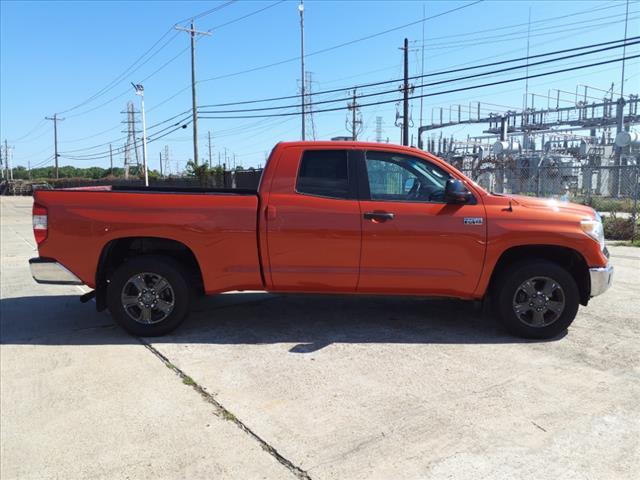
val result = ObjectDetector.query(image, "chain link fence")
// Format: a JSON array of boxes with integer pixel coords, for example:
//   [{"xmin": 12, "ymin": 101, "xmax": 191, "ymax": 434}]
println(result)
[{"xmin": 460, "ymin": 164, "xmax": 639, "ymax": 240}]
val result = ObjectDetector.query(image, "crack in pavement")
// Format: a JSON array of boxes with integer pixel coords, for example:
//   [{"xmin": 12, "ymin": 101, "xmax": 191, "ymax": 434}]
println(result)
[{"xmin": 139, "ymin": 339, "xmax": 312, "ymax": 480}]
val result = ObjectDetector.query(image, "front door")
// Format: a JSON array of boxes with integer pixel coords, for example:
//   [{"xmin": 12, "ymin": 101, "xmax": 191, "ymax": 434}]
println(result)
[
  {"xmin": 357, "ymin": 149, "xmax": 486, "ymax": 297},
  {"xmin": 265, "ymin": 147, "xmax": 361, "ymax": 292}
]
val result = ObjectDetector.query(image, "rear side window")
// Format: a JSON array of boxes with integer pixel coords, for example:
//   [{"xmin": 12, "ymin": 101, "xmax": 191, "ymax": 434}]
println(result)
[{"xmin": 296, "ymin": 150, "xmax": 350, "ymax": 199}]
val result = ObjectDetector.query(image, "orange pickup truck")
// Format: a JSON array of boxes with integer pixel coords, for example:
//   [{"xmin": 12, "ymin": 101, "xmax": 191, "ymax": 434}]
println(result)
[{"xmin": 30, "ymin": 141, "xmax": 613, "ymax": 339}]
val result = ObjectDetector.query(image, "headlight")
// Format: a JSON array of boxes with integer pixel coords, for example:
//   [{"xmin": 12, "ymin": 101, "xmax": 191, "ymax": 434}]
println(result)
[{"xmin": 581, "ymin": 217, "xmax": 605, "ymax": 250}]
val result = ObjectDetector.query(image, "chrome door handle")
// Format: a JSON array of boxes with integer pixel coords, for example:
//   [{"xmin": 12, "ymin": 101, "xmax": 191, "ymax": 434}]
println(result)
[{"xmin": 363, "ymin": 211, "xmax": 395, "ymax": 222}]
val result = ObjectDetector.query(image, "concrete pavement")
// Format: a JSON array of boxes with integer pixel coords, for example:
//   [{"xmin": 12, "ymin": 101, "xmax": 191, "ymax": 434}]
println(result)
[
  {"xmin": 1, "ymin": 195, "xmax": 639, "ymax": 479},
  {"xmin": 1, "ymin": 197, "xmax": 293, "ymax": 480}
]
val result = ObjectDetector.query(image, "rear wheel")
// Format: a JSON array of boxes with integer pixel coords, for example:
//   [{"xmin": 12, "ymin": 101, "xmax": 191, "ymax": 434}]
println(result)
[
  {"xmin": 107, "ymin": 255, "xmax": 190, "ymax": 336},
  {"xmin": 492, "ymin": 260, "xmax": 579, "ymax": 339}
]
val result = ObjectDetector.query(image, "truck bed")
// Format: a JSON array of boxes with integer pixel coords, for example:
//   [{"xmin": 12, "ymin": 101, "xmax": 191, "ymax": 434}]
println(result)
[{"xmin": 34, "ymin": 187, "xmax": 264, "ymax": 293}]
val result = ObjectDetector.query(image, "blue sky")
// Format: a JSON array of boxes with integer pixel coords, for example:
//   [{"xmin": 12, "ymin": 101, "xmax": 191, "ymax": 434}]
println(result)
[{"xmin": 1, "ymin": 0, "xmax": 638, "ymax": 172}]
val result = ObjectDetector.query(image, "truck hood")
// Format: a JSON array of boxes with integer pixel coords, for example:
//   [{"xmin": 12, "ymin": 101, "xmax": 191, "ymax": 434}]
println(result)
[{"xmin": 502, "ymin": 194, "xmax": 596, "ymax": 219}]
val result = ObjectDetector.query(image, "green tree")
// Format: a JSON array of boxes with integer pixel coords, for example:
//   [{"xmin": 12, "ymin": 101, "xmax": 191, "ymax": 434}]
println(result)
[
  {"xmin": 11, "ymin": 166, "xmax": 29, "ymax": 179},
  {"xmin": 185, "ymin": 160, "xmax": 210, "ymax": 186}
]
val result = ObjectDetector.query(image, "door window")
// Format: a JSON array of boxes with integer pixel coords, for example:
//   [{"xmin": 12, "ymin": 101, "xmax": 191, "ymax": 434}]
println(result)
[
  {"xmin": 365, "ymin": 151, "xmax": 450, "ymax": 202},
  {"xmin": 296, "ymin": 150, "xmax": 350, "ymax": 199}
]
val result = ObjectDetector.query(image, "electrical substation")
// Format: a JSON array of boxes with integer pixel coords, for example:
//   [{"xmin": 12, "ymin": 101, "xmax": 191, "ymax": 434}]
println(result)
[{"xmin": 418, "ymin": 88, "xmax": 639, "ymax": 201}]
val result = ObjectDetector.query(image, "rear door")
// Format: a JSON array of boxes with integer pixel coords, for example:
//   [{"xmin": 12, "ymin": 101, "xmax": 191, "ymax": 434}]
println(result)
[
  {"xmin": 265, "ymin": 147, "xmax": 361, "ymax": 291},
  {"xmin": 357, "ymin": 149, "xmax": 486, "ymax": 297}
]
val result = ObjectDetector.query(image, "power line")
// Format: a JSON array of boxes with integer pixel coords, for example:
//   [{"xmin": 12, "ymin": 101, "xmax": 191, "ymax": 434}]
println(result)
[
  {"xmin": 58, "ymin": 31, "xmax": 181, "ymax": 115},
  {"xmin": 200, "ymin": 55, "xmax": 639, "ymax": 120},
  {"xmin": 29, "ymin": 155, "xmax": 55, "ymax": 170},
  {"xmin": 26, "ymin": 39, "xmax": 637, "ymax": 162},
  {"xmin": 62, "ymin": 116, "xmax": 191, "ymax": 159},
  {"xmin": 197, "ymin": 0, "xmax": 485, "ymax": 84},
  {"xmin": 8, "ymin": 0, "xmax": 618, "ymax": 142},
  {"xmin": 408, "ymin": 0, "xmax": 626, "ymax": 46},
  {"xmin": 414, "ymin": 10, "xmax": 638, "ymax": 49},
  {"xmin": 56, "ymin": 1, "xmax": 237, "ymax": 116},
  {"xmin": 8, "ymin": 120, "xmax": 48, "ymax": 143},
  {"xmin": 5, "ymin": 0, "xmax": 626, "ymax": 143},
  {"xmin": 174, "ymin": 0, "xmax": 237, "ymax": 25},
  {"xmin": 59, "ymin": 111, "xmax": 192, "ymax": 154},
  {"xmin": 44, "ymin": 3, "xmax": 237, "ymax": 122},
  {"xmin": 63, "ymin": 44, "xmax": 192, "ymax": 120},
  {"xmin": 199, "ymin": 37, "xmax": 638, "ymax": 109},
  {"xmin": 61, "ymin": 119, "xmax": 192, "ymax": 160},
  {"xmin": 55, "ymin": 9, "xmax": 637, "ymax": 121},
  {"xmin": 208, "ymin": 0, "xmax": 286, "ymax": 31},
  {"xmin": 125, "ymin": 3, "xmax": 292, "ymax": 119},
  {"xmin": 60, "ymin": 121, "xmax": 192, "ymax": 162},
  {"xmin": 199, "ymin": 40, "xmax": 639, "ymax": 114}
]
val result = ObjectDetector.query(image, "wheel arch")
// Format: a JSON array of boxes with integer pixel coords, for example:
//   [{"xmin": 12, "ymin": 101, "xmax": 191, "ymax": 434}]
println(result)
[
  {"xmin": 95, "ymin": 236, "xmax": 204, "ymax": 311},
  {"xmin": 487, "ymin": 244, "xmax": 590, "ymax": 306}
]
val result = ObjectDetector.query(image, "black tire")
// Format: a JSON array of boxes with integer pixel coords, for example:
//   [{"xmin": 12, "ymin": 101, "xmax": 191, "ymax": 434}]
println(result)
[
  {"xmin": 107, "ymin": 255, "xmax": 191, "ymax": 336},
  {"xmin": 492, "ymin": 260, "xmax": 579, "ymax": 339}
]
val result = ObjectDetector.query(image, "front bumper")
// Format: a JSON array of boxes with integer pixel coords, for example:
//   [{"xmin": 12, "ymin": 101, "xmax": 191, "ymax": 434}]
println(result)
[
  {"xmin": 29, "ymin": 258, "xmax": 83, "ymax": 285},
  {"xmin": 589, "ymin": 264, "xmax": 614, "ymax": 297}
]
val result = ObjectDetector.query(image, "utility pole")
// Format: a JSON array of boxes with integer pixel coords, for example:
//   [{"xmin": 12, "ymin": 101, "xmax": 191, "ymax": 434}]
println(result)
[
  {"xmin": 298, "ymin": 1, "xmax": 306, "ymax": 140},
  {"xmin": 2, "ymin": 139, "xmax": 7, "ymax": 179},
  {"xmin": 175, "ymin": 21, "xmax": 211, "ymax": 166},
  {"xmin": 346, "ymin": 89, "xmax": 362, "ymax": 141},
  {"xmin": 375, "ymin": 116, "xmax": 383, "ymax": 142},
  {"xmin": 419, "ymin": 4, "xmax": 425, "ymax": 134},
  {"xmin": 352, "ymin": 90, "xmax": 357, "ymax": 141},
  {"xmin": 109, "ymin": 144, "xmax": 113, "ymax": 175},
  {"xmin": 621, "ymin": 0, "xmax": 630, "ymax": 99},
  {"xmin": 45, "ymin": 114, "xmax": 64, "ymax": 178},
  {"xmin": 2, "ymin": 140, "xmax": 13, "ymax": 180},
  {"xmin": 164, "ymin": 145, "xmax": 170, "ymax": 176},
  {"xmin": 132, "ymin": 83, "xmax": 148, "ymax": 186},
  {"xmin": 122, "ymin": 102, "xmax": 139, "ymax": 178},
  {"xmin": 613, "ymin": 0, "xmax": 631, "ymax": 198},
  {"xmin": 402, "ymin": 38, "xmax": 410, "ymax": 146},
  {"xmin": 523, "ymin": 7, "xmax": 532, "ymax": 112},
  {"xmin": 208, "ymin": 131, "xmax": 213, "ymax": 167},
  {"xmin": 304, "ymin": 71, "xmax": 317, "ymax": 140},
  {"xmin": 159, "ymin": 152, "xmax": 163, "ymax": 177}
]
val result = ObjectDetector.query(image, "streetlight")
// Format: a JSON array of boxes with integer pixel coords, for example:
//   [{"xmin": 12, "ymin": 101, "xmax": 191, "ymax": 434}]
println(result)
[{"xmin": 132, "ymin": 82, "xmax": 149, "ymax": 186}]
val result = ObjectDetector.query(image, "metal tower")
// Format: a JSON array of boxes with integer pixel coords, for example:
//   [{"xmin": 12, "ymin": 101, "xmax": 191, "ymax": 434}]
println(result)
[{"xmin": 121, "ymin": 101, "xmax": 141, "ymax": 179}]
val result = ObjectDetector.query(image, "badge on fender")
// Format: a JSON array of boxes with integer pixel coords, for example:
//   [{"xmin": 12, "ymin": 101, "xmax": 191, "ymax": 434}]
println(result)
[{"xmin": 464, "ymin": 217, "xmax": 483, "ymax": 225}]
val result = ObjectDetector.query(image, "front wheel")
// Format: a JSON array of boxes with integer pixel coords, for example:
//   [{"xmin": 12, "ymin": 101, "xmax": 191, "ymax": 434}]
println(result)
[
  {"xmin": 492, "ymin": 260, "xmax": 579, "ymax": 339},
  {"xmin": 107, "ymin": 255, "xmax": 191, "ymax": 336}
]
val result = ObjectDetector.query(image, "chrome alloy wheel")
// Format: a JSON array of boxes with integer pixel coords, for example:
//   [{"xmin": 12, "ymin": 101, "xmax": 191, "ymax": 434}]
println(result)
[
  {"xmin": 121, "ymin": 272, "xmax": 175, "ymax": 324},
  {"xmin": 512, "ymin": 276, "xmax": 565, "ymax": 328}
]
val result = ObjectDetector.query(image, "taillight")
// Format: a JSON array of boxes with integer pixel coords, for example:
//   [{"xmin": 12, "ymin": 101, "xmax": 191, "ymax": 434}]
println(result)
[{"xmin": 33, "ymin": 202, "xmax": 48, "ymax": 245}]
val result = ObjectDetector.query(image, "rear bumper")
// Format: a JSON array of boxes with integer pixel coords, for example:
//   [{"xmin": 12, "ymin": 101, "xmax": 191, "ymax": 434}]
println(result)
[
  {"xmin": 29, "ymin": 258, "xmax": 83, "ymax": 285},
  {"xmin": 589, "ymin": 264, "xmax": 614, "ymax": 297}
]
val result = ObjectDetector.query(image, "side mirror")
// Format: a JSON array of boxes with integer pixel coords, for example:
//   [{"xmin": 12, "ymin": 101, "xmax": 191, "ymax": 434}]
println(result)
[{"xmin": 444, "ymin": 179, "xmax": 472, "ymax": 204}]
